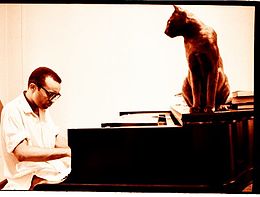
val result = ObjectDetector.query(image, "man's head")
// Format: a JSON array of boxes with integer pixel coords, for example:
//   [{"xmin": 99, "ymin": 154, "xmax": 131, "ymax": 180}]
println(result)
[{"xmin": 27, "ymin": 67, "xmax": 62, "ymax": 109}]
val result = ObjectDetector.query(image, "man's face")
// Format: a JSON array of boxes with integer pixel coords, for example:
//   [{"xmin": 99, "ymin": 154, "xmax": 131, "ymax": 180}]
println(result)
[{"xmin": 35, "ymin": 76, "xmax": 61, "ymax": 109}]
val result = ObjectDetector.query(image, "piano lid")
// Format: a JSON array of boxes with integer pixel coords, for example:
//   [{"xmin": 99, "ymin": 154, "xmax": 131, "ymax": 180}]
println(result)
[{"xmin": 101, "ymin": 111, "xmax": 177, "ymax": 128}]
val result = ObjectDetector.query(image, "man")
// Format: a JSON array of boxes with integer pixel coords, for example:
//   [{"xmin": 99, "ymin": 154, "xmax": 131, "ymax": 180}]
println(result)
[{"xmin": 0, "ymin": 67, "xmax": 71, "ymax": 190}]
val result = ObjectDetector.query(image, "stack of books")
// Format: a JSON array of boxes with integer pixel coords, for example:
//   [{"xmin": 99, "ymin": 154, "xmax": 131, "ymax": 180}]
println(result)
[
  {"xmin": 170, "ymin": 104, "xmax": 254, "ymax": 126},
  {"xmin": 229, "ymin": 90, "xmax": 254, "ymax": 110}
]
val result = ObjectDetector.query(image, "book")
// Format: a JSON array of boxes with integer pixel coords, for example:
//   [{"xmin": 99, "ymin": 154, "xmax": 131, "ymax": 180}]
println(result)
[
  {"xmin": 231, "ymin": 97, "xmax": 254, "ymax": 104},
  {"xmin": 232, "ymin": 90, "xmax": 254, "ymax": 97},
  {"xmin": 231, "ymin": 90, "xmax": 254, "ymax": 104},
  {"xmin": 230, "ymin": 103, "xmax": 254, "ymax": 110}
]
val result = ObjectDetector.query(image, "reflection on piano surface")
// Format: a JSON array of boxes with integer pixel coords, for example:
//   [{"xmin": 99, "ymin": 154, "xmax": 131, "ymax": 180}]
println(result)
[{"xmin": 34, "ymin": 106, "xmax": 254, "ymax": 193}]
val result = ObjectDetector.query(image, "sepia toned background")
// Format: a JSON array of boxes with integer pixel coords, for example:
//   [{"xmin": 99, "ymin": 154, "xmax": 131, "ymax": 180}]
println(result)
[{"xmin": 0, "ymin": 4, "xmax": 255, "ymax": 180}]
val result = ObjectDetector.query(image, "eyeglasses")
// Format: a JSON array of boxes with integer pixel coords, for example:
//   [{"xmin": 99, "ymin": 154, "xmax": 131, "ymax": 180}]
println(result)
[{"xmin": 39, "ymin": 85, "xmax": 61, "ymax": 102}]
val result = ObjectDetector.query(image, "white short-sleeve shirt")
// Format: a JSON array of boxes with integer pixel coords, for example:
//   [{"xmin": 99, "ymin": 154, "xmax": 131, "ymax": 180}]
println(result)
[{"xmin": 0, "ymin": 93, "xmax": 71, "ymax": 190}]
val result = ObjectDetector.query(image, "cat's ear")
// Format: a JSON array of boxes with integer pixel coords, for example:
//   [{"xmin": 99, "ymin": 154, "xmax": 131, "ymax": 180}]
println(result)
[{"xmin": 173, "ymin": 5, "xmax": 180, "ymax": 12}]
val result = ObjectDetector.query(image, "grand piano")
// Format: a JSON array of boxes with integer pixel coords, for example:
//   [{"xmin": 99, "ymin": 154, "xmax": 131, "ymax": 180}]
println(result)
[{"xmin": 34, "ymin": 105, "xmax": 254, "ymax": 193}]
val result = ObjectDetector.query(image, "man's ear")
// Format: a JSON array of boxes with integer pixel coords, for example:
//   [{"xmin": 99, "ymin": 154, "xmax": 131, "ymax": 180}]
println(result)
[{"xmin": 29, "ymin": 83, "xmax": 37, "ymax": 91}]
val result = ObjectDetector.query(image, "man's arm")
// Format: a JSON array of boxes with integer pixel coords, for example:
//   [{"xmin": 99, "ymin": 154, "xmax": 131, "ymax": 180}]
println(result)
[
  {"xmin": 13, "ymin": 139, "xmax": 71, "ymax": 162},
  {"xmin": 55, "ymin": 133, "xmax": 69, "ymax": 148},
  {"xmin": 54, "ymin": 134, "xmax": 71, "ymax": 168}
]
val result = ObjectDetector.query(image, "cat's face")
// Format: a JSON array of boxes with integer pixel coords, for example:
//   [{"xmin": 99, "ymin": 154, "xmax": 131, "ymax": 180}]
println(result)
[{"xmin": 165, "ymin": 5, "xmax": 187, "ymax": 38}]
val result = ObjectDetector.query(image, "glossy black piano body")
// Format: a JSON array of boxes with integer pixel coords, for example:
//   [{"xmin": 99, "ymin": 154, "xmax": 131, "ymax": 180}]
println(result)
[{"xmin": 34, "ymin": 108, "xmax": 254, "ymax": 192}]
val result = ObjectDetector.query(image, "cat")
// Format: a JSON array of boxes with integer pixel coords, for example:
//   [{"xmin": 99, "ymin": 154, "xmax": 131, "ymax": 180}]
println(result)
[{"xmin": 165, "ymin": 5, "xmax": 230, "ymax": 113}]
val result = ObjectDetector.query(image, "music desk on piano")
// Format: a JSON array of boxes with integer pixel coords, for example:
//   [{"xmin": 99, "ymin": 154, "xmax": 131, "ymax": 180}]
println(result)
[{"xmin": 34, "ymin": 107, "xmax": 254, "ymax": 193}]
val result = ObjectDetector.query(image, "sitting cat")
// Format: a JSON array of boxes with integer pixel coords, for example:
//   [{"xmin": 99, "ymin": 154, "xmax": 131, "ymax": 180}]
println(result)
[{"xmin": 165, "ymin": 5, "xmax": 230, "ymax": 113}]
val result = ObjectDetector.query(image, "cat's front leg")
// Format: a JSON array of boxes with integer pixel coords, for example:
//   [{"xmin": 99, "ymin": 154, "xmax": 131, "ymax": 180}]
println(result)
[
  {"xmin": 215, "ymin": 70, "xmax": 230, "ymax": 111},
  {"xmin": 190, "ymin": 106, "xmax": 201, "ymax": 113},
  {"xmin": 182, "ymin": 77, "xmax": 201, "ymax": 113},
  {"xmin": 205, "ymin": 68, "xmax": 218, "ymax": 113},
  {"xmin": 187, "ymin": 55, "xmax": 202, "ymax": 113},
  {"xmin": 204, "ymin": 106, "xmax": 214, "ymax": 113},
  {"xmin": 190, "ymin": 72, "xmax": 202, "ymax": 113}
]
